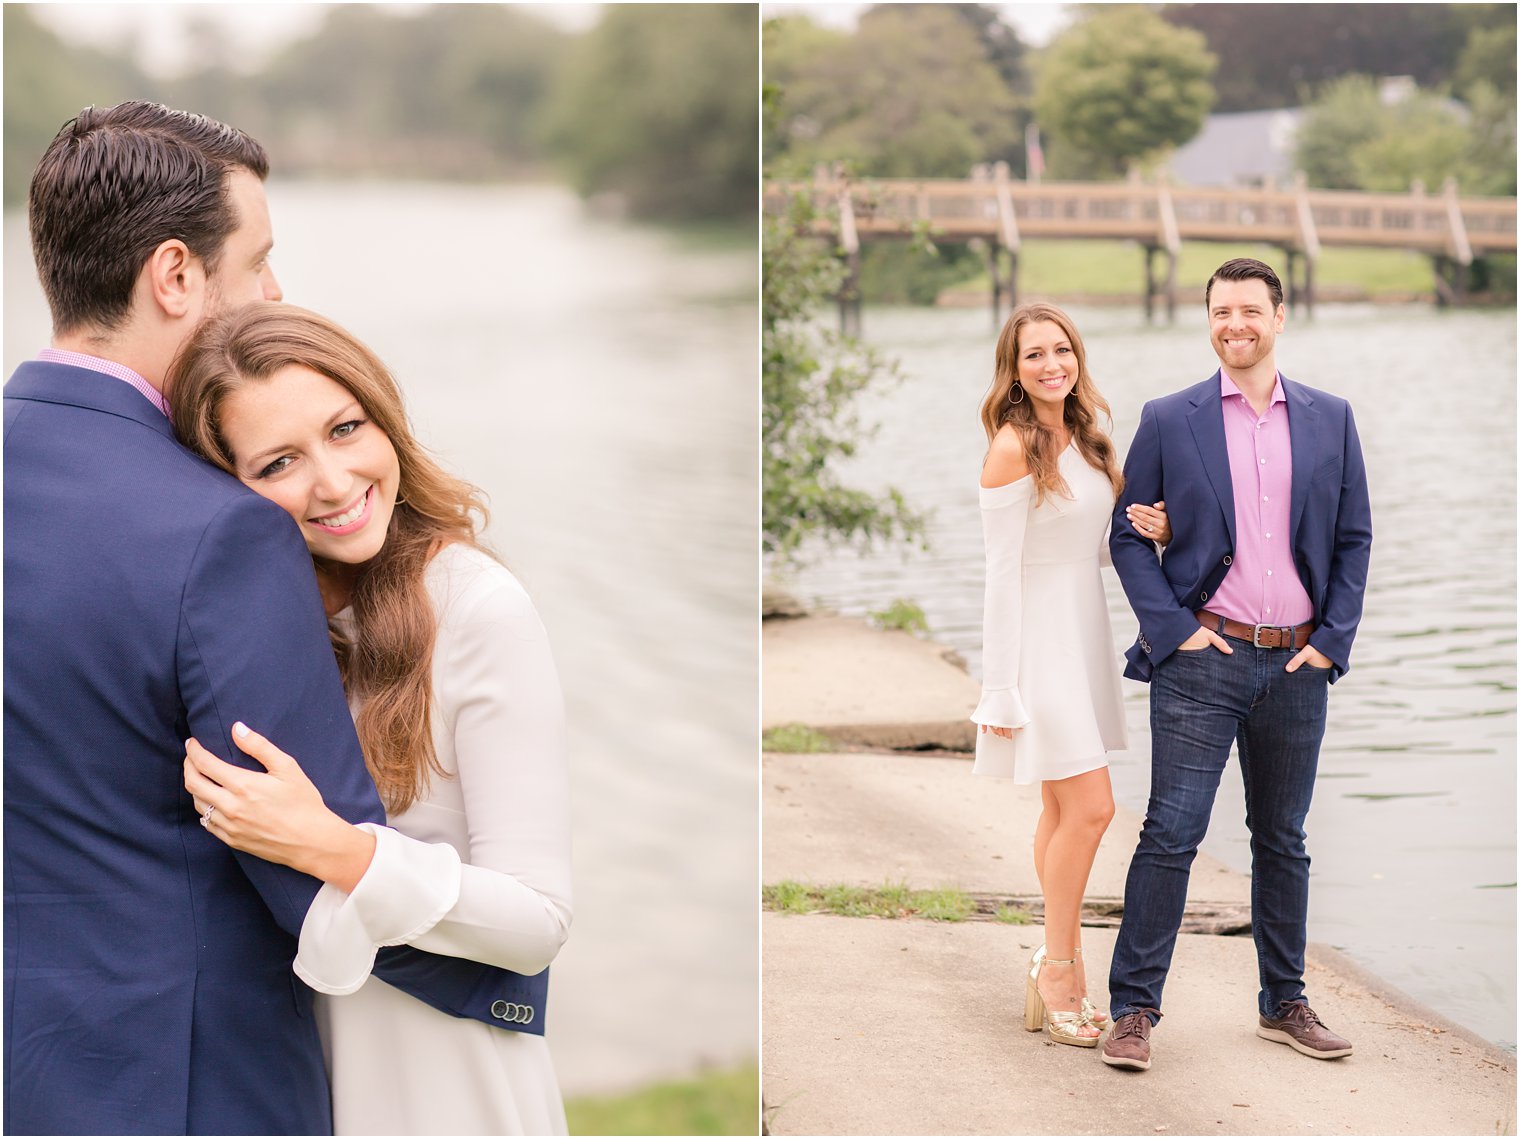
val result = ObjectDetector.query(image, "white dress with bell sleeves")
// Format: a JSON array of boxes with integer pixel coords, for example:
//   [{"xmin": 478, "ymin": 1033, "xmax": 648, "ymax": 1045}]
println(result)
[
  {"xmin": 294, "ymin": 542, "xmax": 572, "ymax": 1135},
  {"xmin": 971, "ymin": 442, "xmax": 1128, "ymax": 783}
]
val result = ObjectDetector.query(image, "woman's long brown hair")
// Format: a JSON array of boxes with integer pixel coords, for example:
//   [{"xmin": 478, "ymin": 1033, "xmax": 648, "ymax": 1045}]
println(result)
[
  {"xmin": 979, "ymin": 301, "xmax": 1124, "ymax": 504},
  {"xmin": 167, "ymin": 302, "xmax": 491, "ymax": 815}
]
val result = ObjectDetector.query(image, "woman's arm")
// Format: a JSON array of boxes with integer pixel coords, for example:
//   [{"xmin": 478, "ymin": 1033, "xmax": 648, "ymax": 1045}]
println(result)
[
  {"xmin": 399, "ymin": 565, "xmax": 573, "ymax": 975},
  {"xmin": 971, "ymin": 429, "xmax": 1036, "ymax": 739},
  {"xmin": 185, "ymin": 562, "xmax": 573, "ymax": 993}
]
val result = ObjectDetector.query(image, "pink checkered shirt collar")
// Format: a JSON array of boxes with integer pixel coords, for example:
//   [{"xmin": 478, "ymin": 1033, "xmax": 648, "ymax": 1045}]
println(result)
[{"xmin": 36, "ymin": 348, "xmax": 170, "ymax": 419}]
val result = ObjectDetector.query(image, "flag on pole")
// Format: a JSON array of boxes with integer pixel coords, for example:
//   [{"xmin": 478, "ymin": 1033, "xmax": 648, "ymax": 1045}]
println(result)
[{"xmin": 1026, "ymin": 123, "xmax": 1044, "ymax": 183}]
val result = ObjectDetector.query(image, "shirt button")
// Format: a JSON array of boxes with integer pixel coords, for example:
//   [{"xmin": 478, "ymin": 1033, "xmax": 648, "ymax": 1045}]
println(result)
[
  {"xmin": 1260, "ymin": 458, "xmax": 1267, "ymax": 465},
  {"xmin": 1266, "ymin": 533, "xmax": 1271, "ymax": 539},
  {"xmin": 1262, "ymin": 495, "xmax": 1269, "ymax": 502},
  {"xmin": 1267, "ymin": 570, "xmax": 1274, "ymax": 576}
]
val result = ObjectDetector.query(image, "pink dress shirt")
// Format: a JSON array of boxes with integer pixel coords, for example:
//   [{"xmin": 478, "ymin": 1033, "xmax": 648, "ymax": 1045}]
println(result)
[
  {"xmin": 1207, "ymin": 371, "xmax": 1314, "ymax": 627},
  {"xmin": 37, "ymin": 348, "xmax": 169, "ymax": 419}
]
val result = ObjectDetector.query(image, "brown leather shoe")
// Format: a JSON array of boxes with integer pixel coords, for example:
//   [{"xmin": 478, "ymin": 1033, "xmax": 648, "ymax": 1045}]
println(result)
[
  {"xmin": 1100, "ymin": 1009, "xmax": 1160, "ymax": 1070},
  {"xmin": 1257, "ymin": 1001, "xmax": 1353, "ymax": 1059}
]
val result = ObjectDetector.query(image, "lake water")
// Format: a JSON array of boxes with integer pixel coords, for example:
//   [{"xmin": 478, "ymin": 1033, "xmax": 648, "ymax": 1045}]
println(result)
[
  {"xmin": 4, "ymin": 181, "xmax": 759, "ymax": 1094},
  {"xmin": 784, "ymin": 300, "xmax": 1517, "ymax": 1049}
]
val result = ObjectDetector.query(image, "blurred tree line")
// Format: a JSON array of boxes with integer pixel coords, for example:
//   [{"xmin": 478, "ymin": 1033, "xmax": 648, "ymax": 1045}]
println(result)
[{"xmin": 4, "ymin": 4, "xmax": 757, "ymax": 222}]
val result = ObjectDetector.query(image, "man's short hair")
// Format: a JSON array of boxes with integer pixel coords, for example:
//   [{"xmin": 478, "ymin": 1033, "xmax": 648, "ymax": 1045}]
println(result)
[
  {"xmin": 28, "ymin": 101, "xmax": 269, "ymax": 335},
  {"xmin": 1205, "ymin": 257, "xmax": 1284, "ymax": 311}
]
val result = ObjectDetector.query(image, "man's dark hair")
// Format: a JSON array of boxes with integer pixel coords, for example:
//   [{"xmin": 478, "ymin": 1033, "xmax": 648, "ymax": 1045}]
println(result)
[
  {"xmin": 28, "ymin": 101, "xmax": 269, "ymax": 335},
  {"xmin": 1205, "ymin": 257, "xmax": 1284, "ymax": 312}
]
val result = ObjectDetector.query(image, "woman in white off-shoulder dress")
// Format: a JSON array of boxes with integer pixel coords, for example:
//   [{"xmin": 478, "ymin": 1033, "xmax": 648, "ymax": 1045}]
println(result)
[
  {"xmin": 972, "ymin": 302, "xmax": 1168, "ymax": 1050},
  {"xmin": 169, "ymin": 304, "xmax": 571, "ymax": 1134}
]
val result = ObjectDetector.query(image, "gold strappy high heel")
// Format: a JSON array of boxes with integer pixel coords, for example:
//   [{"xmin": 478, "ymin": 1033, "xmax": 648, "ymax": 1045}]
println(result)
[
  {"xmin": 1025, "ymin": 949, "xmax": 1100, "ymax": 1047},
  {"xmin": 1074, "ymin": 946, "xmax": 1110, "ymax": 1028},
  {"xmin": 1031, "ymin": 945, "xmax": 1110, "ymax": 1030}
]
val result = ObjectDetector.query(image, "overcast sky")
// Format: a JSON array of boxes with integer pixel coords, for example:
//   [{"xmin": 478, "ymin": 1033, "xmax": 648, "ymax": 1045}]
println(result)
[
  {"xmin": 30, "ymin": 3, "xmax": 605, "ymax": 76},
  {"xmin": 762, "ymin": 3, "xmax": 1073, "ymax": 46},
  {"xmin": 31, "ymin": 3, "xmax": 1073, "ymax": 77}
]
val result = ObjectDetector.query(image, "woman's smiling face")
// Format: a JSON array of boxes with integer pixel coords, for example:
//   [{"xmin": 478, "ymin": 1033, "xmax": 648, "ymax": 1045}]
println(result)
[
  {"xmin": 1015, "ymin": 319, "xmax": 1078, "ymax": 408},
  {"xmin": 218, "ymin": 363, "xmax": 401, "ymax": 565}
]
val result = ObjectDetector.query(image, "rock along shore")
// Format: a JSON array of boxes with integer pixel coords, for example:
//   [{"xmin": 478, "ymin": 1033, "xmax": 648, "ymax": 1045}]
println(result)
[{"xmin": 761, "ymin": 611, "xmax": 1516, "ymax": 1137}]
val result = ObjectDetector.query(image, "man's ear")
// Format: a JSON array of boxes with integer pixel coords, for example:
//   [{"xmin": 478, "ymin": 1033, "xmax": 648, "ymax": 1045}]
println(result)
[{"xmin": 142, "ymin": 239, "xmax": 204, "ymax": 319}]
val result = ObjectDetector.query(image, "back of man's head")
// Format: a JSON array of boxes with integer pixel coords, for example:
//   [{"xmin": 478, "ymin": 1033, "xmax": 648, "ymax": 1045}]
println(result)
[{"xmin": 28, "ymin": 101, "xmax": 269, "ymax": 337}]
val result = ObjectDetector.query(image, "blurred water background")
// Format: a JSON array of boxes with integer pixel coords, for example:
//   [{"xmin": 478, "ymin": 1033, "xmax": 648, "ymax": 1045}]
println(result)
[{"xmin": 781, "ymin": 300, "xmax": 1516, "ymax": 1049}]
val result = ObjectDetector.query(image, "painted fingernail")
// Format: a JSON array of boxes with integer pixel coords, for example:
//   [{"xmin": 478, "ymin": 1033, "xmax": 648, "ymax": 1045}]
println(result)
[{"xmin": 233, "ymin": 722, "xmax": 249, "ymax": 738}]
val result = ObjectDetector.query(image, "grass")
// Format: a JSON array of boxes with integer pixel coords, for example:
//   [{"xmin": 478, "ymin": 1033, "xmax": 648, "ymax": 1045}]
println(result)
[
  {"xmin": 994, "ymin": 905, "xmax": 1033, "ymax": 924},
  {"xmin": 762, "ymin": 722, "xmax": 835, "ymax": 753},
  {"xmin": 946, "ymin": 238, "xmax": 1436, "ymax": 300},
  {"xmin": 868, "ymin": 598, "xmax": 929, "ymax": 634},
  {"xmin": 565, "ymin": 1062, "xmax": 757, "ymax": 1136},
  {"xmin": 763, "ymin": 880, "xmax": 985, "ymax": 922}
]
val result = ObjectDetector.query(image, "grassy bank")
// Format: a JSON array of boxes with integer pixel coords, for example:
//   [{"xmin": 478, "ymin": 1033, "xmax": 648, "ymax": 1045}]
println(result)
[
  {"xmin": 937, "ymin": 239, "xmax": 1439, "ymax": 301},
  {"xmin": 565, "ymin": 1062, "xmax": 758, "ymax": 1135}
]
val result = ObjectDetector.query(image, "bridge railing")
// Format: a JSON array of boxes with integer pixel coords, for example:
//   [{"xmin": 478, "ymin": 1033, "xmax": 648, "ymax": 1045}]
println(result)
[{"xmin": 765, "ymin": 176, "xmax": 1517, "ymax": 256}]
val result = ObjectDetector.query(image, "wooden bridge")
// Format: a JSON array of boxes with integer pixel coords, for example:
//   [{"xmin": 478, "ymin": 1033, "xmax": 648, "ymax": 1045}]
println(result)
[{"xmin": 764, "ymin": 164, "xmax": 1517, "ymax": 328}]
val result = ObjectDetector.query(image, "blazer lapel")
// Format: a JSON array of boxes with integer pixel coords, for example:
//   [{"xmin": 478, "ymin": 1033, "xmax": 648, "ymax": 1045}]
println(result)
[
  {"xmin": 1282, "ymin": 375, "xmax": 1320, "ymax": 542},
  {"xmin": 1185, "ymin": 372, "xmax": 1236, "ymax": 549}
]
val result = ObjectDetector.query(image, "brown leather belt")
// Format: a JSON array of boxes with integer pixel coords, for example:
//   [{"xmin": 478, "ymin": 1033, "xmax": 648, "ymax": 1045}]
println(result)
[{"xmin": 1195, "ymin": 609, "xmax": 1315, "ymax": 650}]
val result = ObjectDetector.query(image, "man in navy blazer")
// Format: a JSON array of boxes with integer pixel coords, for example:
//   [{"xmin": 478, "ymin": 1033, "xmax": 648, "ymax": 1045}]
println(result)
[
  {"xmin": 1100, "ymin": 258, "xmax": 1371, "ymax": 1072},
  {"xmin": 4, "ymin": 102, "xmax": 544, "ymax": 1136}
]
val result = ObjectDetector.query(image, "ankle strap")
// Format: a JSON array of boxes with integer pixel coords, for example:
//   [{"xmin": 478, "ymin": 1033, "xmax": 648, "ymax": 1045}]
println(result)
[{"xmin": 1043, "ymin": 955, "xmax": 1078, "ymax": 966}]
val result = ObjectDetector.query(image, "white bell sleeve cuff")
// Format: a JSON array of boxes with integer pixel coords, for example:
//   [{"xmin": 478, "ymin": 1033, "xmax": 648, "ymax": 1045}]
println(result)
[
  {"xmin": 970, "ymin": 686, "xmax": 1031, "ymax": 730},
  {"xmin": 293, "ymin": 822, "xmax": 463, "ymax": 995},
  {"xmin": 972, "ymin": 477, "xmax": 1034, "ymax": 729}
]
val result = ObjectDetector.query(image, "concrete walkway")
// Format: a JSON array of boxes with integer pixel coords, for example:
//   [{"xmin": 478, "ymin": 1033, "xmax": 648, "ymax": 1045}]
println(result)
[{"xmin": 761, "ymin": 616, "xmax": 1516, "ymax": 1136}]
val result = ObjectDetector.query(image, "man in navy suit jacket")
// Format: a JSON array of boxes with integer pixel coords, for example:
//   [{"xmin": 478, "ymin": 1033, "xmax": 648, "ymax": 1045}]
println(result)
[
  {"xmin": 1100, "ymin": 258, "xmax": 1372, "ymax": 1073},
  {"xmin": 4, "ymin": 102, "xmax": 543, "ymax": 1136}
]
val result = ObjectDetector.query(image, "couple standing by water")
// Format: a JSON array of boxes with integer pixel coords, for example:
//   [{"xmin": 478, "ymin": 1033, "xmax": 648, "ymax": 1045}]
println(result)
[
  {"xmin": 6, "ymin": 102, "xmax": 570, "ymax": 1134},
  {"xmin": 972, "ymin": 260, "xmax": 1372, "ymax": 1070}
]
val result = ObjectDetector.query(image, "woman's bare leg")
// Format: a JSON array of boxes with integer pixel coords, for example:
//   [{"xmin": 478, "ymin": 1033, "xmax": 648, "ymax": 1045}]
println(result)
[
  {"xmin": 1037, "ymin": 766, "xmax": 1115, "ymax": 1019},
  {"xmin": 1033, "ymin": 780, "xmax": 1059, "ymax": 894}
]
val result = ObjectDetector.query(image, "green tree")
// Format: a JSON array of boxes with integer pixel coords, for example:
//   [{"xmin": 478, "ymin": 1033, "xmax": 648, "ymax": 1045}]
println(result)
[
  {"xmin": 545, "ymin": 4, "xmax": 758, "ymax": 221},
  {"xmin": 763, "ymin": 198, "xmax": 925, "ymax": 566},
  {"xmin": 254, "ymin": 5, "xmax": 566, "ymax": 178},
  {"xmin": 3, "ymin": 7, "xmax": 153, "ymax": 206},
  {"xmin": 1161, "ymin": 3, "xmax": 1467, "ymax": 112},
  {"xmin": 766, "ymin": 6, "xmax": 1018, "ymax": 178},
  {"xmin": 1350, "ymin": 93, "xmax": 1475, "ymax": 192},
  {"xmin": 1034, "ymin": 6, "xmax": 1216, "ymax": 179},
  {"xmin": 1452, "ymin": 5, "xmax": 1518, "ymax": 104},
  {"xmin": 1294, "ymin": 73, "xmax": 1513, "ymax": 197},
  {"xmin": 1292, "ymin": 74, "xmax": 1386, "ymax": 190}
]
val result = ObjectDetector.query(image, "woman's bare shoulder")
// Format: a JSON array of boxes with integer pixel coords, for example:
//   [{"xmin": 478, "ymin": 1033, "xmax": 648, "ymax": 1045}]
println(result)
[{"xmin": 981, "ymin": 424, "xmax": 1029, "ymax": 488}]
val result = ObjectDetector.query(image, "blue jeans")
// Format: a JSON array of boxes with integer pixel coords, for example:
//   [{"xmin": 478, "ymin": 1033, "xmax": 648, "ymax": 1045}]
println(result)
[{"xmin": 1109, "ymin": 637, "xmax": 1331, "ymax": 1021}]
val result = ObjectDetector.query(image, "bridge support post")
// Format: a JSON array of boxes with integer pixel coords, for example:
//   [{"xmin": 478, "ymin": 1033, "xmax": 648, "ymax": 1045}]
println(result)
[
  {"xmin": 839, "ymin": 250, "xmax": 862, "ymax": 337},
  {"xmin": 988, "ymin": 245, "xmax": 1002, "ymax": 326},
  {"xmin": 987, "ymin": 246, "xmax": 1019, "ymax": 326},
  {"xmin": 1142, "ymin": 245, "xmax": 1178, "ymax": 325},
  {"xmin": 1430, "ymin": 255, "xmax": 1469, "ymax": 307},
  {"xmin": 1281, "ymin": 248, "xmax": 1316, "ymax": 319}
]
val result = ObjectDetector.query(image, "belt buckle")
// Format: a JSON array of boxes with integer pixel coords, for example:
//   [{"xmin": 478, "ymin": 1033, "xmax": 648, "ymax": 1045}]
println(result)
[{"xmin": 1251, "ymin": 623, "xmax": 1292, "ymax": 649}]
